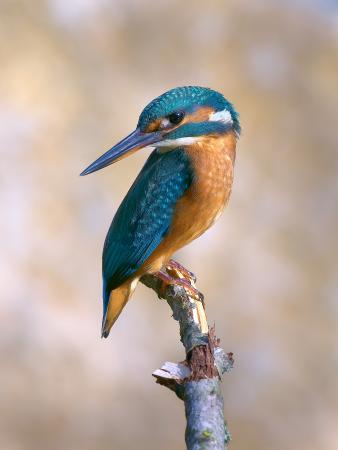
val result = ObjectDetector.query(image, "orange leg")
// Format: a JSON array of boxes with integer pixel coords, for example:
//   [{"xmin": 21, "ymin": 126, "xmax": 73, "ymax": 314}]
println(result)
[
  {"xmin": 166, "ymin": 259, "xmax": 197, "ymax": 284},
  {"xmin": 155, "ymin": 270, "xmax": 204, "ymax": 302}
]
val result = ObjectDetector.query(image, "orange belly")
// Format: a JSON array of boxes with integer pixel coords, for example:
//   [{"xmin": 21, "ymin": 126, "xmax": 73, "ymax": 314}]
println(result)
[{"xmin": 139, "ymin": 132, "xmax": 237, "ymax": 275}]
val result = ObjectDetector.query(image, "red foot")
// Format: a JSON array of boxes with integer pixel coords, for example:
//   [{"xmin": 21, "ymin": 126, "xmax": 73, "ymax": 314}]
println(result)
[
  {"xmin": 166, "ymin": 259, "xmax": 196, "ymax": 284},
  {"xmin": 154, "ymin": 270, "xmax": 203, "ymax": 302}
]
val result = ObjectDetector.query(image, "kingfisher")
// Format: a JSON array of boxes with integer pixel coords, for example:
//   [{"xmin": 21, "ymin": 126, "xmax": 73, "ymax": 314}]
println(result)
[{"xmin": 81, "ymin": 86, "xmax": 240, "ymax": 338}]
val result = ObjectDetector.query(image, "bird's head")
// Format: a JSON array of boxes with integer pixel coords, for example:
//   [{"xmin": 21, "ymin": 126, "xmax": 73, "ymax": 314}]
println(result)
[{"xmin": 81, "ymin": 86, "xmax": 240, "ymax": 175}]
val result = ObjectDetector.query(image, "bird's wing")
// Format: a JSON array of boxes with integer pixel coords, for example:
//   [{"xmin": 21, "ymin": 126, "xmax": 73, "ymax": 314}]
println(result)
[{"xmin": 102, "ymin": 148, "xmax": 193, "ymax": 299}]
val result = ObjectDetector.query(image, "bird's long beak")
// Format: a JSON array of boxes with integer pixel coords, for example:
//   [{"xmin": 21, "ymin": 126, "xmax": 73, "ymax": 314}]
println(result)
[{"xmin": 80, "ymin": 128, "xmax": 163, "ymax": 176}]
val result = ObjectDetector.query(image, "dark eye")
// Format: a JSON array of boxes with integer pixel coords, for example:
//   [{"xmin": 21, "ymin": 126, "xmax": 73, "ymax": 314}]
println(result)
[{"xmin": 168, "ymin": 111, "xmax": 185, "ymax": 125}]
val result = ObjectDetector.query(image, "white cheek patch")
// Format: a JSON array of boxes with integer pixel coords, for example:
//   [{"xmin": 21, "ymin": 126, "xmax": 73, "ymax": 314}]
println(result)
[
  {"xmin": 155, "ymin": 136, "xmax": 198, "ymax": 150},
  {"xmin": 209, "ymin": 109, "xmax": 233, "ymax": 125}
]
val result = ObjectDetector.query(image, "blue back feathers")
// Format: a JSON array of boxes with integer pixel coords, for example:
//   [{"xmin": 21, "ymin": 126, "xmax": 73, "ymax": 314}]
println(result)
[{"xmin": 102, "ymin": 148, "xmax": 193, "ymax": 315}]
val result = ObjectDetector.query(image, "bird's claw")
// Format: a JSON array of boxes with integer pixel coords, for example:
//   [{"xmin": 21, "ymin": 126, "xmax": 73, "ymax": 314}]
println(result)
[
  {"xmin": 179, "ymin": 280, "xmax": 204, "ymax": 302},
  {"xmin": 166, "ymin": 260, "xmax": 203, "ymax": 302},
  {"xmin": 166, "ymin": 259, "xmax": 197, "ymax": 284},
  {"xmin": 155, "ymin": 263, "xmax": 203, "ymax": 303}
]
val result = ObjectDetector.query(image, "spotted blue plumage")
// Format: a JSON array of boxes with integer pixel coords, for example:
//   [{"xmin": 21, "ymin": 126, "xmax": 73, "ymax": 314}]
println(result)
[{"xmin": 102, "ymin": 148, "xmax": 193, "ymax": 317}]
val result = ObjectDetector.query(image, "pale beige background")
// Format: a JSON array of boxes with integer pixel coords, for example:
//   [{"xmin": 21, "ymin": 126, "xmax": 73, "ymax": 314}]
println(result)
[{"xmin": 1, "ymin": 1, "xmax": 337, "ymax": 449}]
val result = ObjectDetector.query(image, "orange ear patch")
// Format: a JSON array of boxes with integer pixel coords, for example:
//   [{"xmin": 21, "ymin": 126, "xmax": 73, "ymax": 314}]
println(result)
[{"xmin": 183, "ymin": 106, "xmax": 214, "ymax": 123}]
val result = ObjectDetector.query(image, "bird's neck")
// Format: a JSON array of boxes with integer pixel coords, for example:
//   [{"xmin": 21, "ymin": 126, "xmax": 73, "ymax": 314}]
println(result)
[{"xmin": 185, "ymin": 130, "xmax": 237, "ymax": 165}]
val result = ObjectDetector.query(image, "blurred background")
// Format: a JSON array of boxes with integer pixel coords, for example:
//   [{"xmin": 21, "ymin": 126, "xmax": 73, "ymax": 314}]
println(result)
[{"xmin": 1, "ymin": 1, "xmax": 338, "ymax": 449}]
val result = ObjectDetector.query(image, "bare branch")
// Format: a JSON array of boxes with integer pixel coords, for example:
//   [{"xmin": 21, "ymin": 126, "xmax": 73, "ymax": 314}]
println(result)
[{"xmin": 141, "ymin": 266, "xmax": 233, "ymax": 450}]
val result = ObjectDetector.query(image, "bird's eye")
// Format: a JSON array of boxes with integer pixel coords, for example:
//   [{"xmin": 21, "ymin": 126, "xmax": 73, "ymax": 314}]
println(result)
[{"xmin": 168, "ymin": 111, "xmax": 185, "ymax": 125}]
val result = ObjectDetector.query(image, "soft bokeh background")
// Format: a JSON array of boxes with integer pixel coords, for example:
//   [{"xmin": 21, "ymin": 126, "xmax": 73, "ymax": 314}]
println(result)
[{"xmin": 1, "ymin": 1, "xmax": 338, "ymax": 449}]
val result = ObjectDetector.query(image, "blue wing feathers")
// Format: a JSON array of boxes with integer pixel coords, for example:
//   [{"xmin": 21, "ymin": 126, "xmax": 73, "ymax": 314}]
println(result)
[{"xmin": 102, "ymin": 148, "xmax": 193, "ymax": 311}]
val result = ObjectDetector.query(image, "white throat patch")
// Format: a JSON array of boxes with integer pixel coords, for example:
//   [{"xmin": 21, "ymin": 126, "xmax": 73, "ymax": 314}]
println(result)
[
  {"xmin": 155, "ymin": 136, "xmax": 198, "ymax": 150},
  {"xmin": 209, "ymin": 108, "xmax": 233, "ymax": 125}
]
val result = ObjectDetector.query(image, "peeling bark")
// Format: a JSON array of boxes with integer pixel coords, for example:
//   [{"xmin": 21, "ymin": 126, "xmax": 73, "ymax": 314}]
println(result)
[{"xmin": 141, "ymin": 267, "xmax": 233, "ymax": 450}]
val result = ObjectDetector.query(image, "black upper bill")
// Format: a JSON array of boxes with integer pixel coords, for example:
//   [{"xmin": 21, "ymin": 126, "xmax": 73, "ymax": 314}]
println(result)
[{"xmin": 80, "ymin": 128, "xmax": 163, "ymax": 176}]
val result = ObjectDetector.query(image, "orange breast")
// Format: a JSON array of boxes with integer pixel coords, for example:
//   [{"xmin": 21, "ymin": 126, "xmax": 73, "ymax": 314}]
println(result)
[
  {"xmin": 140, "ymin": 131, "xmax": 237, "ymax": 274},
  {"xmin": 170, "ymin": 132, "xmax": 236, "ymax": 245}
]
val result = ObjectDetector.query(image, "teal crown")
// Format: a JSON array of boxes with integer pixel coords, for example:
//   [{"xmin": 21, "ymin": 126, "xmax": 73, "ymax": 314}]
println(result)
[{"xmin": 138, "ymin": 86, "xmax": 240, "ymax": 135}]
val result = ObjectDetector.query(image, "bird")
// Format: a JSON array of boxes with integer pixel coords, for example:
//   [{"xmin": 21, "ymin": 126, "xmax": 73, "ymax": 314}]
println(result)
[{"xmin": 81, "ymin": 86, "xmax": 240, "ymax": 338}]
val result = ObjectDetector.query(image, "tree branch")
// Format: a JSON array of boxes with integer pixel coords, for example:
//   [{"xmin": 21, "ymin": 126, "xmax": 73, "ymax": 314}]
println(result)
[{"xmin": 141, "ymin": 266, "xmax": 234, "ymax": 450}]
